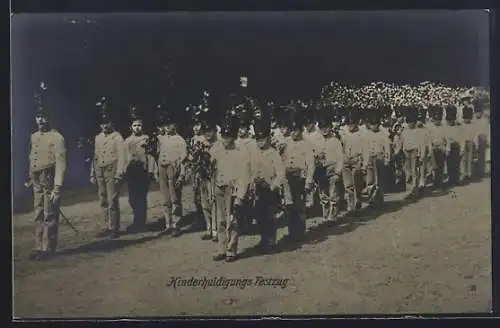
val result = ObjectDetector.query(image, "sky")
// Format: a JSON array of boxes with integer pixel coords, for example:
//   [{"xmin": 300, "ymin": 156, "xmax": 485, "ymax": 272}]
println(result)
[{"xmin": 11, "ymin": 10, "xmax": 490, "ymax": 198}]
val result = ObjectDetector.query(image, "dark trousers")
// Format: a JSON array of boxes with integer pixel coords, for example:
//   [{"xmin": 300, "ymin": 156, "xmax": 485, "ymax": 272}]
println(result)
[
  {"xmin": 283, "ymin": 170, "xmax": 306, "ymax": 239},
  {"xmin": 431, "ymin": 148, "xmax": 446, "ymax": 189},
  {"xmin": 254, "ymin": 183, "xmax": 279, "ymax": 245},
  {"xmin": 127, "ymin": 163, "xmax": 150, "ymax": 226},
  {"xmin": 447, "ymin": 142, "xmax": 461, "ymax": 186}
]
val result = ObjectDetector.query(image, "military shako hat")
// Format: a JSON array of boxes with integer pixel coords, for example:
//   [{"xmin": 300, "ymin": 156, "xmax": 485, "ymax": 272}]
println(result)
[
  {"xmin": 34, "ymin": 81, "xmax": 49, "ymax": 119},
  {"xmin": 253, "ymin": 116, "xmax": 271, "ymax": 139},
  {"xmin": 344, "ymin": 107, "xmax": 359, "ymax": 125},
  {"xmin": 381, "ymin": 107, "xmax": 392, "ymax": 120},
  {"xmin": 317, "ymin": 103, "xmax": 334, "ymax": 129},
  {"xmin": 129, "ymin": 105, "xmax": 144, "ymax": 122},
  {"xmin": 221, "ymin": 103, "xmax": 240, "ymax": 139},
  {"xmin": 253, "ymin": 101, "xmax": 271, "ymax": 139},
  {"xmin": 417, "ymin": 107, "xmax": 427, "ymax": 122},
  {"xmin": 156, "ymin": 102, "xmax": 173, "ymax": 125},
  {"xmin": 96, "ymin": 97, "xmax": 113, "ymax": 124},
  {"xmin": 428, "ymin": 105, "xmax": 442, "ymax": 120},
  {"xmin": 404, "ymin": 107, "xmax": 418, "ymax": 124},
  {"xmin": 286, "ymin": 102, "xmax": 304, "ymax": 130},
  {"xmin": 301, "ymin": 100, "xmax": 317, "ymax": 125},
  {"xmin": 363, "ymin": 108, "xmax": 380, "ymax": 125}
]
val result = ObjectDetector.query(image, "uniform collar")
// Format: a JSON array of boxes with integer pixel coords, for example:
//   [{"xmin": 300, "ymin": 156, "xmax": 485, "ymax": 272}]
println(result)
[{"xmin": 38, "ymin": 126, "xmax": 51, "ymax": 133}]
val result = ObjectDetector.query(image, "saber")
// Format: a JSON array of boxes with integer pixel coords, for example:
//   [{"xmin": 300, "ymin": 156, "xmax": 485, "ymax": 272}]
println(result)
[
  {"xmin": 24, "ymin": 179, "xmax": 79, "ymax": 235},
  {"xmin": 58, "ymin": 209, "xmax": 79, "ymax": 235}
]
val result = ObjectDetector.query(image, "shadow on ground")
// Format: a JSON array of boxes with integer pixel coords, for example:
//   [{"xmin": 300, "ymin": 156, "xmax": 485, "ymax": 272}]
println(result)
[
  {"xmin": 237, "ymin": 187, "xmax": 453, "ymax": 261},
  {"xmin": 56, "ymin": 233, "xmax": 164, "ymax": 257},
  {"xmin": 13, "ymin": 183, "xmax": 163, "ymax": 215},
  {"xmin": 301, "ymin": 188, "xmax": 452, "ymax": 247}
]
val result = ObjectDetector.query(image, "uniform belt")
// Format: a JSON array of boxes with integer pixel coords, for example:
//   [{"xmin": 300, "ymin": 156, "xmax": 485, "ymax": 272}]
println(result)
[
  {"xmin": 285, "ymin": 167, "xmax": 302, "ymax": 175},
  {"xmin": 323, "ymin": 161, "xmax": 339, "ymax": 167},
  {"xmin": 345, "ymin": 156, "xmax": 359, "ymax": 163},
  {"xmin": 129, "ymin": 159, "xmax": 146, "ymax": 165},
  {"xmin": 96, "ymin": 159, "xmax": 118, "ymax": 168},
  {"xmin": 216, "ymin": 179, "xmax": 233, "ymax": 187},
  {"xmin": 160, "ymin": 162, "xmax": 176, "ymax": 167},
  {"xmin": 30, "ymin": 163, "xmax": 56, "ymax": 173}
]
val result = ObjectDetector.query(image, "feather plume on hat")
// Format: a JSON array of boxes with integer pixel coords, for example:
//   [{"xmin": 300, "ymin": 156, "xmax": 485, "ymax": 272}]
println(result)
[
  {"xmin": 34, "ymin": 81, "xmax": 49, "ymax": 118},
  {"xmin": 95, "ymin": 96, "xmax": 112, "ymax": 123},
  {"xmin": 129, "ymin": 105, "xmax": 143, "ymax": 121}
]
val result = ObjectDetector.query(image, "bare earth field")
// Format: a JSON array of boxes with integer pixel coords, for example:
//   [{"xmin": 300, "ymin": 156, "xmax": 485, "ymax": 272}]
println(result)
[{"xmin": 13, "ymin": 179, "xmax": 492, "ymax": 318}]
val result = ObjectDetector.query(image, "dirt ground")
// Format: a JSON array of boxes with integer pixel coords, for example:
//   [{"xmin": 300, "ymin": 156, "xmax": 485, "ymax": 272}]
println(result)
[{"xmin": 12, "ymin": 178, "xmax": 492, "ymax": 318}]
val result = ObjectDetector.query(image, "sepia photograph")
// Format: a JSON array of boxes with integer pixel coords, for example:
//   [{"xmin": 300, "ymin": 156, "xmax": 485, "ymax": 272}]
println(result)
[{"xmin": 11, "ymin": 10, "xmax": 492, "ymax": 318}]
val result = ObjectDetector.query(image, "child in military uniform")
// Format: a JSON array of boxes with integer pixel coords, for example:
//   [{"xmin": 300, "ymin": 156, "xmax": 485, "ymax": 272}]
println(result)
[
  {"xmin": 472, "ymin": 105, "xmax": 487, "ymax": 179},
  {"xmin": 235, "ymin": 105, "xmax": 258, "ymax": 232},
  {"xmin": 90, "ymin": 104, "xmax": 126, "ymax": 239},
  {"xmin": 395, "ymin": 107, "xmax": 426, "ymax": 198},
  {"xmin": 124, "ymin": 107, "xmax": 158, "ymax": 233},
  {"xmin": 28, "ymin": 105, "xmax": 67, "ymax": 260},
  {"xmin": 426, "ymin": 105, "xmax": 448, "ymax": 190},
  {"xmin": 156, "ymin": 108, "xmax": 188, "ymax": 237},
  {"xmin": 458, "ymin": 93, "xmax": 476, "ymax": 184},
  {"xmin": 248, "ymin": 105, "xmax": 286, "ymax": 253},
  {"xmin": 416, "ymin": 107, "xmax": 432, "ymax": 189},
  {"xmin": 210, "ymin": 108, "xmax": 251, "ymax": 262},
  {"xmin": 281, "ymin": 107, "xmax": 315, "ymax": 242},
  {"xmin": 302, "ymin": 102, "xmax": 323, "ymax": 216},
  {"xmin": 444, "ymin": 104, "xmax": 461, "ymax": 186},
  {"xmin": 340, "ymin": 108, "xmax": 368, "ymax": 212},
  {"xmin": 194, "ymin": 109, "xmax": 220, "ymax": 242},
  {"xmin": 315, "ymin": 105, "xmax": 344, "ymax": 224},
  {"xmin": 363, "ymin": 109, "xmax": 391, "ymax": 206}
]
